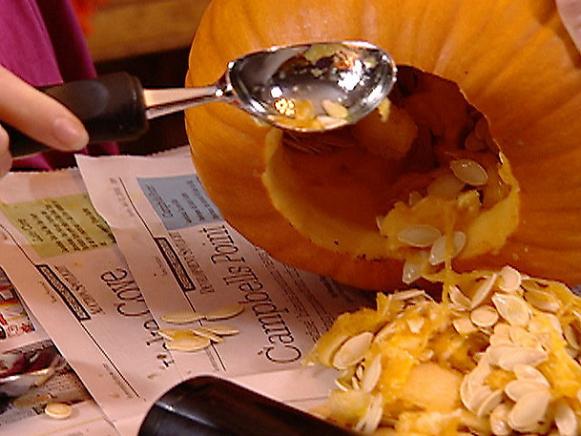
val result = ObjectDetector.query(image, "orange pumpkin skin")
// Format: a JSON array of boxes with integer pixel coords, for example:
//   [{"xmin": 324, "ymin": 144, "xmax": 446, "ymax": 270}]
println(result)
[{"xmin": 186, "ymin": 0, "xmax": 581, "ymax": 290}]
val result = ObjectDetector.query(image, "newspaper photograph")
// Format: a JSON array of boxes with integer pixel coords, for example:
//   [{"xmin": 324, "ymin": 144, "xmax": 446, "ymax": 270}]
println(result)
[
  {"xmin": 0, "ymin": 170, "xmax": 183, "ymax": 434},
  {"xmin": 77, "ymin": 154, "xmax": 371, "ymax": 380}
]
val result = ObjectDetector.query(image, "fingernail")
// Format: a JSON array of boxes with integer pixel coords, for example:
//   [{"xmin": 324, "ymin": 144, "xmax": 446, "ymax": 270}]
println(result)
[{"xmin": 53, "ymin": 117, "xmax": 88, "ymax": 150}]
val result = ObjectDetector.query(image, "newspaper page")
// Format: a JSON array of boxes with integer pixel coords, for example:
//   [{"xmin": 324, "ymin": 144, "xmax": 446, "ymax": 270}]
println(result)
[
  {"xmin": 0, "ymin": 270, "xmax": 116, "ymax": 435},
  {"xmin": 0, "ymin": 170, "xmax": 183, "ymax": 435},
  {"xmin": 77, "ymin": 154, "xmax": 371, "ymax": 381}
]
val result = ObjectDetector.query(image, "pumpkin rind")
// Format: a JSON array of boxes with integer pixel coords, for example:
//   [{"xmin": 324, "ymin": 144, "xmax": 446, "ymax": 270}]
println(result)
[{"xmin": 186, "ymin": 0, "xmax": 581, "ymax": 290}]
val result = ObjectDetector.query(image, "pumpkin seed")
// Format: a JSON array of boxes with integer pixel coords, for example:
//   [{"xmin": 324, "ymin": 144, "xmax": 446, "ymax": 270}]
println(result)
[
  {"xmin": 489, "ymin": 333, "xmax": 512, "ymax": 346},
  {"xmin": 476, "ymin": 389, "xmax": 503, "ymax": 417},
  {"xmin": 470, "ymin": 274, "xmax": 498, "ymax": 309},
  {"xmin": 202, "ymin": 324, "xmax": 240, "ymax": 336},
  {"xmin": 554, "ymin": 399, "xmax": 577, "ymax": 436},
  {"xmin": 316, "ymin": 115, "xmax": 348, "ymax": 130},
  {"xmin": 192, "ymin": 327, "xmax": 223, "ymax": 343},
  {"xmin": 355, "ymin": 364, "xmax": 364, "ymax": 380},
  {"xmin": 524, "ymin": 288, "xmax": 561, "ymax": 313},
  {"xmin": 504, "ymin": 379, "xmax": 549, "ymax": 402},
  {"xmin": 471, "ymin": 305, "xmax": 499, "ymax": 328},
  {"xmin": 450, "ymin": 159, "xmax": 489, "ymax": 186},
  {"xmin": 565, "ymin": 346, "xmax": 578, "ymax": 359},
  {"xmin": 392, "ymin": 289, "xmax": 426, "ymax": 301},
  {"xmin": 497, "ymin": 348, "xmax": 548, "ymax": 371},
  {"xmin": 204, "ymin": 303, "xmax": 244, "ymax": 320},
  {"xmin": 470, "ymin": 355, "xmax": 492, "ymax": 385},
  {"xmin": 334, "ymin": 378, "xmax": 350, "ymax": 392},
  {"xmin": 361, "ymin": 355, "xmax": 382, "ymax": 393},
  {"xmin": 166, "ymin": 336, "xmax": 211, "ymax": 352},
  {"xmin": 466, "ymin": 385, "xmax": 494, "ymax": 414},
  {"xmin": 564, "ymin": 324, "xmax": 580, "ymax": 350},
  {"xmin": 494, "ymin": 322, "xmax": 511, "ymax": 337},
  {"xmin": 453, "ymin": 316, "xmax": 478, "ymax": 335},
  {"xmin": 402, "ymin": 253, "xmax": 428, "ymax": 284},
  {"xmin": 158, "ymin": 328, "xmax": 187, "ymax": 340},
  {"xmin": 332, "ymin": 332, "xmax": 373, "ymax": 369},
  {"xmin": 427, "ymin": 172, "xmax": 465, "ymax": 199},
  {"xmin": 45, "ymin": 402, "xmax": 72, "ymax": 420},
  {"xmin": 487, "ymin": 344, "xmax": 520, "ymax": 366},
  {"xmin": 429, "ymin": 231, "xmax": 466, "ymax": 265},
  {"xmin": 317, "ymin": 333, "xmax": 351, "ymax": 367},
  {"xmin": 354, "ymin": 393, "xmax": 383, "ymax": 434},
  {"xmin": 489, "ymin": 403, "xmax": 512, "ymax": 436},
  {"xmin": 513, "ymin": 364, "xmax": 549, "ymax": 386},
  {"xmin": 491, "ymin": 293, "xmax": 531, "ymax": 327},
  {"xmin": 449, "ymin": 285, "xmax": 471, "ymax": 309},
  {"xmin": 397, "ymin": 224, "xmax": 442, "ymax": 248},
  {"xmin": 509, "ymin": 325, "xmax": 538, "ymax": 348},
  {"xmin": 161, "ymin": 310, "xmax": 205, "ymax": 324},
  {"xmin": 322, "ymin": 99, "xmax": 349, "ymax": 119},
  {"xmin": 507, "ymin": 390, "xmax": 551, "ymax": 432},
  {"xmin": 373, "ymin": 322, "xmax": 397, "ymax": 343},
  {"xmin": 351, "ymin": 375, "xmax": 360, "ymax": 390},
  {"xmin": 498, "ymin": 265, "xmax": 522, "ymax": 292},
  {"xmin": 490, "ymin": 323, "xmax": 512, "ymax": 346}
]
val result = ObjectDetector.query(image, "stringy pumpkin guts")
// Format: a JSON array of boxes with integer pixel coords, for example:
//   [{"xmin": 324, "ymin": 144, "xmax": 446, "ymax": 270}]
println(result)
[{"xmin": 307, "ymin": 266, "xmax": 581, "ymax": 435}]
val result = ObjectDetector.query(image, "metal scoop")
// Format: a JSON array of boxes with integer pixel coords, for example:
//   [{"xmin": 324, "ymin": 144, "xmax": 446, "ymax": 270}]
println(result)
[
  {"xmin": 9, "ymin": 41, "xmax": 397, "ymax": 157},
  {"xmin": 146, "ymin": 40, "xmax": 397, "ymax": 130}
]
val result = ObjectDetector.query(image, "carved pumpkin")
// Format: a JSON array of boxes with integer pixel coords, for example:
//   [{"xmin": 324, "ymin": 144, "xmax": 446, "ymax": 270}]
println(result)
[{"xmin": 185, "ymin": 0, "xmax": 581, "ymax": 290}]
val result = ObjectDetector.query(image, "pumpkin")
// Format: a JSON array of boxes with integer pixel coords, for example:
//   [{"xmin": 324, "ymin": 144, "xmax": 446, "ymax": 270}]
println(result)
[{"xmin": 185, "ymin": 0, "xmax": 581, "ymax": 290}]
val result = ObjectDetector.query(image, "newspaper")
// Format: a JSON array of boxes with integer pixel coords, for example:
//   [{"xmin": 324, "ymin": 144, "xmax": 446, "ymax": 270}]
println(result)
[
  {"xmin": 0, "ymin": 153, "xmax": 371, "ymax": 434},
  {"xmin": 0, "ymin": 170, "xmax": 183, "ymax": 435},
  {"xmin": 0, "ymin": 272, "xmax": 116, "ymax": 435},
  {"xmin": 76, "ymin": 154, "xmax": 370, "ymax": 381}
]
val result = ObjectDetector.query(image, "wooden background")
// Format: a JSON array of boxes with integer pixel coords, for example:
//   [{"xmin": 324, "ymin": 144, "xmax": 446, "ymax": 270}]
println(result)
[
  {"xmin": 86, "ymin": 0, "xmax": 211, "ymax": 154},
  {"xmin": 87, "ymin": 0, "xmax": 210, "ymax": 62}
]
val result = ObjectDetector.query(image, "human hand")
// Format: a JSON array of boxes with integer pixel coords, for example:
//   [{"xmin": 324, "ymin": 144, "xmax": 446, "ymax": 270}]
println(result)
[{"xmin": 0, "ymin": 66, "xmax": 89, "ymax": 176}]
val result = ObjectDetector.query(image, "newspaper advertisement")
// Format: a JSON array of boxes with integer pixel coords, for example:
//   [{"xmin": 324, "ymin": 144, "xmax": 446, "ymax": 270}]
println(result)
[
  {"xmin": 77, "ymin": 154, "xmax": 370, "ymax": 381},
  {"xmin": 0, "ymin": 270, "xmax": 116, "ymax": 435},
  {"xmin": 0, "ymin": 170, "xmax": 183, "ymax": 434}
]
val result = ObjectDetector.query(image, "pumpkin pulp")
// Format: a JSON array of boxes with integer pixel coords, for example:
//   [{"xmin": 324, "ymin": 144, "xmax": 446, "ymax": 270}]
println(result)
[{"xmin": 261, "ymin": 67, "xmax": 520, "ymax": 278}]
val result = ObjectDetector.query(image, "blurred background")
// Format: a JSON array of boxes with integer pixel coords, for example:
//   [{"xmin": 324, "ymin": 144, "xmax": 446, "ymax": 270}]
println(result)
[{"xmin": 77, "ymin": 0, "xmax": 211, "ymax": 155}]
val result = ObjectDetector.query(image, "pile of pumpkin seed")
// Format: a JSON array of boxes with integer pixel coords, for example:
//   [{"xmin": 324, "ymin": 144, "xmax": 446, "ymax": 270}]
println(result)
[
  {"xmin": 309, "ymin": 266, "xmax": 581, "ymax": 435},
  {"xmin": 159, "ymin": 303, "xmax": 243, "ymax": 352}
]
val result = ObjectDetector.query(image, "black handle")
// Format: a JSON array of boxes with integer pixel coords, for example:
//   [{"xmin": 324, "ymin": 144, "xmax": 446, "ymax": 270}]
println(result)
[
  {"xmin": 6, "ymin": 72, "xmax": 148, "ymax": 157},
  {"xmin": 138, "ymin": 376, "xmax": 353, "ymax": 436}
]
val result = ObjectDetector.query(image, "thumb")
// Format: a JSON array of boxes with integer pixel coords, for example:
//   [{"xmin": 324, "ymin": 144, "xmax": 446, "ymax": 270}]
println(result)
[{"xmin": 0, "ymin": 67, "xmax": 88, "ymax": 152}]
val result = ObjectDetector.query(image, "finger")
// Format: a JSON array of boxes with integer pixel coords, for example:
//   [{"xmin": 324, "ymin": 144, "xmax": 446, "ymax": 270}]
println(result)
[
  {"xmin": 0, "ymin": 124, "xmax": 12, "ymax": 177},
  {"xmin": 0, "ymin": 67, "xmax": 88, "ymax": 152}
]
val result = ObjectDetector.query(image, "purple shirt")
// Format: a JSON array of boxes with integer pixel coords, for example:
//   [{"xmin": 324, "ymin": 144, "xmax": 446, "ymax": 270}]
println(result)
[{"xmin": 0, "ymin": 0, "xmax": 118, "ymax": 170}]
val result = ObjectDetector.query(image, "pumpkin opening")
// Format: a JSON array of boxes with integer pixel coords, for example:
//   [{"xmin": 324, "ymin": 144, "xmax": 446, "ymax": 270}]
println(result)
[{"xmin": 262, "ymin": 66, "xmax": 520, "ymax": 278}]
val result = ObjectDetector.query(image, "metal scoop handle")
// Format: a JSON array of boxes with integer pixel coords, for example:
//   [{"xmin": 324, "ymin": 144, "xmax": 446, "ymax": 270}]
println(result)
[{"xmin": 6, "ymin": 73, "xmax": 148, "ymax": 157}]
